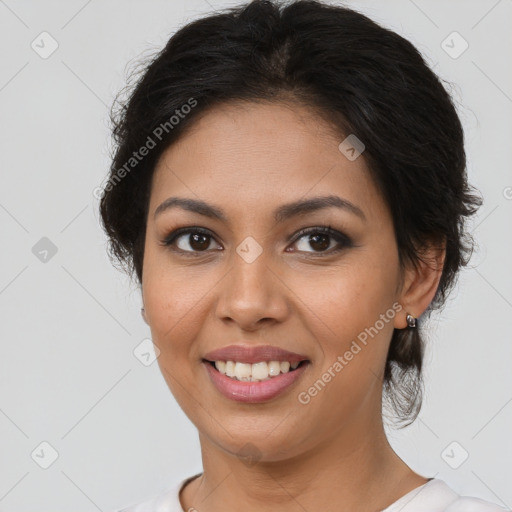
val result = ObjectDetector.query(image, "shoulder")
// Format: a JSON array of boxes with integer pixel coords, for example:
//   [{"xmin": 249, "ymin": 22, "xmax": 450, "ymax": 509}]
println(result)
[
  {"xmin": 445, "ymin": 495, "xmax": 509, "ymax": 512},
  {"xmin": 383, "ymin": 479, "xmax": 509, "ymax": 512},
  {"xmin": 424, "ymin": 479, "xmax": 509, "ymax": 512},
  {"xmin": 116, "ymin": 473, "xmax": 201, "ymax": 512}
]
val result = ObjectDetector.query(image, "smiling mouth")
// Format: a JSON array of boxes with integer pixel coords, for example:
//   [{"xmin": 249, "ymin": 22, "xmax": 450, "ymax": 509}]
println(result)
[{"xmin": 203, "ymin": 359, "xmax": 310, "ymax": 382}]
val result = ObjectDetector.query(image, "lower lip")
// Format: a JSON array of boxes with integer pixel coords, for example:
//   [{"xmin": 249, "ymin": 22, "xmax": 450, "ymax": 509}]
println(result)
[{"xmin": 203, "ymin": 361, "xmax": 309, "ymax": 403}]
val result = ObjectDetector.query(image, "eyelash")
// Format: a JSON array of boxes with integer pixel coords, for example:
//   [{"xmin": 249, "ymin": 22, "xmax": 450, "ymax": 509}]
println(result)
[{"xmin": 160, "ymin": 225, "xmax": 353, "ymax": 257}]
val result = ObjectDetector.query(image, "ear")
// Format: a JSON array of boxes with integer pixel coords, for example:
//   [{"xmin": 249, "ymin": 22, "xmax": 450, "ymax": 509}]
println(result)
[
  {"xmin": 394, "ymin": 240, "xmax": 446, "ymax": 329},
  {"xmin": 139, "ymin": 284, "xmax": 149, "ymax": 325},
  {"xmin": 141, "ymin": 289, "xmax": 150, "ymax": 325}
]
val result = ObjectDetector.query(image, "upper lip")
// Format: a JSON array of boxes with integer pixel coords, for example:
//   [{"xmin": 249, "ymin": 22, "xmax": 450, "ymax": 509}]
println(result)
[{"xmin": 203, "ymin": 344, "xmax": 309, "ymax": 364}]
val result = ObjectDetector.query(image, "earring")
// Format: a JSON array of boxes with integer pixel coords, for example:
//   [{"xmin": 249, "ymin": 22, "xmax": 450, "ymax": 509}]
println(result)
[
  {"xmin": 406, "ymin": 313, "xmax": 417, "ymax": 328},
  {"xmin": 141, "ymin": 307, "xmax": 148, "ymax": 323}
]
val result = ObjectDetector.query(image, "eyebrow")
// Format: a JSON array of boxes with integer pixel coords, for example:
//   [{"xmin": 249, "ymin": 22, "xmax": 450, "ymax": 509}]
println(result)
[{"xmin": 154, "ymin": 194, "xmax": 366, "ymax": 223}]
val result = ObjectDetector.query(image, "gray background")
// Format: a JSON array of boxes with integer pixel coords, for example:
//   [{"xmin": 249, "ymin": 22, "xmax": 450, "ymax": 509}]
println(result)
[{"xmin": 0, "ymin": 0, "xmax": 511, "ymax": 511}]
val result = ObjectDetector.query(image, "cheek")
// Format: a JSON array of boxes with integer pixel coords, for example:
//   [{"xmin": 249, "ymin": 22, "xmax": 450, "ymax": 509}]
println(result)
[
  {"xmin": 293, "ymin": 263, "xmax": 399, "ymax": 426},
  {"xmin": 300, "ymin": 250, "xmax": 400, "ymax": 378},
  {"xmin": 142, "ymin": 247, "xmax": 212, "ymax": 360},
  {"xmin": 307, "ymin": 257, "xmax": 399, "ymax": 331},
  {"xmin": 143, "ymin": 262, "xmax": 212, "ymax": 407}
]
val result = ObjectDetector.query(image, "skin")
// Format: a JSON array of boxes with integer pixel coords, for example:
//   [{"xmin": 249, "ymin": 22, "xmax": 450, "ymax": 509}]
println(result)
[{"xmin": 141, "ymin": 100, "xmax": 445, "ymax": 512}]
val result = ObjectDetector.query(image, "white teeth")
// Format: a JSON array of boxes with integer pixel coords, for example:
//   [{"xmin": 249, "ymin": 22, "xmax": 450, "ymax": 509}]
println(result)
[
  {"xmin": 251, "ymin": 362, "xmax": 269, "ymax": 381},
  {"xmin": 211, "ymin": 359, "xmax": 305, "ymax": 381},
  {"xmin": 280, "ymin": 361, "xmax": 290, "ymax": 373},
  {"xmin": 225, "ymin": 361, "xmax": 236, "ymax": 378},
  {"xmin": 268, "ymin": 361, "xmax": 281, "ymax": 377},
  {"xmin": 234, "ymin": 362, "xmax": 252, "ymax": 381}
]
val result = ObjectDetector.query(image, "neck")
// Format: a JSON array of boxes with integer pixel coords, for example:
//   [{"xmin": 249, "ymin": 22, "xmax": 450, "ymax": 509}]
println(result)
[{"xmin": 180, "ymin": 413, "xmax": 427, "ymax": 512}]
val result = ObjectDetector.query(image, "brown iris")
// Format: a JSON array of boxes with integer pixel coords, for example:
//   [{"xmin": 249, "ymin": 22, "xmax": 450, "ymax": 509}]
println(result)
[
  {"xmin": 189, "ymin": 233, "xmax": 210, "ymax": 251},
  {"xmin": 308, "ymin": 233, "xmax": 330, "ymax": 252}
]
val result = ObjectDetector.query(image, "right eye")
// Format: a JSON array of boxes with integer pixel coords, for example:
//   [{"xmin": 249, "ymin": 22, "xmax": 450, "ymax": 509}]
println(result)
[{"xmin": 161, "ymin": 227, "xmax": 222, "ymax": 255}]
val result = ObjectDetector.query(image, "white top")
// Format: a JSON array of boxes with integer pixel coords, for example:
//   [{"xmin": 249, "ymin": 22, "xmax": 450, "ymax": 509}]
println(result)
[{"xmin": 118, "ymin": 474, "xmax": 509, "ymax": 512}]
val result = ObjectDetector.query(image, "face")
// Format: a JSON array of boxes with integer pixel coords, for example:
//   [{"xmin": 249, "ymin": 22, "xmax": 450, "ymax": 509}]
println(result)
[{"xmin": 142, "ymin": 100, "xmax": 408, "ymax": 461}]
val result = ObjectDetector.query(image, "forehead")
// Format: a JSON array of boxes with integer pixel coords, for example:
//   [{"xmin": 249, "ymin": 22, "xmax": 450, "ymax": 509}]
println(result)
[{"xmin": 149, "ymin": 101, "xmax": 386, "ymax": 224}]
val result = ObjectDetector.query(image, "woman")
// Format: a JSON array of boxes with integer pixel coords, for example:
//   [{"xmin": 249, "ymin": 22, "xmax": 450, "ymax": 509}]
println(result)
[{"xmin": 100, "ymin": 1, "xmax": 507, "ymax": 511}]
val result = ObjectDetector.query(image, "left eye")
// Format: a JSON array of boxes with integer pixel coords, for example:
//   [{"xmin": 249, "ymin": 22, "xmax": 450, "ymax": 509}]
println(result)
[{"xmin": 289, "ymin": 227, "xmax": 351, "ymax": 254}]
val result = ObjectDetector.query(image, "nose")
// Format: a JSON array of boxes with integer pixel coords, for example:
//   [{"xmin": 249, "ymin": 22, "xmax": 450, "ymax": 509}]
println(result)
[{"xmin": 215, "ymin": 248, "xmax": 290, "ymax": 331}]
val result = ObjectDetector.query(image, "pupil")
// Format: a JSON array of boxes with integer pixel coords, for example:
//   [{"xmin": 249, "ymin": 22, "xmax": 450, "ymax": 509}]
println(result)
[
  {"xmin": 190, "ymin": 233, "xmax": 209, "ymax": 251},
  {"xmin": 310, "ymin": 234, "xmax": 329, "ymax": 251}
]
